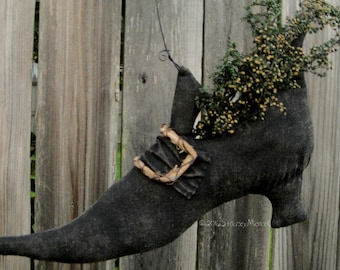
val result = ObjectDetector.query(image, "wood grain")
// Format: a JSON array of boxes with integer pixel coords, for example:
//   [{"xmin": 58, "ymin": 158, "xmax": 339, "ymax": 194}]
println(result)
[
  {"xmin": 120, "ymin": 0, "xmax": 203, "ymax": 269},
  {"xmin": 0, "ymin": 0, "xmax": 35, "ymax": 269},
  {"xmin": 198, "ymin": 1, "xmax": 271, "ymax": 269},
  {"xmin": 36, "ymin": 1, "xmax": 122, "ymax": 269},
  {"xmin": 272, "ymin": 1, "xmax": 340, "ymax": 269}
]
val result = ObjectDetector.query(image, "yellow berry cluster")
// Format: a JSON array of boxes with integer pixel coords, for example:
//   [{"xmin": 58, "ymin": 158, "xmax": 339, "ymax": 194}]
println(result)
[{"xmin": 195, "ymin": 0, "xmax": 340, "ymax": 138}]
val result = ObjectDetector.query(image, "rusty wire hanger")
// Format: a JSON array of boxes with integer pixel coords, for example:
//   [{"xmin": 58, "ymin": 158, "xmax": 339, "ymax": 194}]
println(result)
[{"xmin": 154, "ymin": 0, "xmax": 180, "ymax": 70}]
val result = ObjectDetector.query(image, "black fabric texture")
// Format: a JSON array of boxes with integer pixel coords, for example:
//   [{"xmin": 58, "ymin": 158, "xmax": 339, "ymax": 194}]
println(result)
[{"xmin": 0, "ymin": 65, "xmax": 314, "ymax": 263}]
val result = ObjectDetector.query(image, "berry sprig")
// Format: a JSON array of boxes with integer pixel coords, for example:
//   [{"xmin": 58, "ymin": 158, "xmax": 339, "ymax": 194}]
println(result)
[{"xmin": 195, "ymin": 0, "xmax": 340, "ymax": 137}]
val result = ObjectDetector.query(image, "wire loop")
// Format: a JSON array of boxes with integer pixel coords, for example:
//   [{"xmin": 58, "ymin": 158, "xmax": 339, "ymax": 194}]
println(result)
[{"xmin": 155, "ymin": 0, "xmax": 180, "ymax": 70}]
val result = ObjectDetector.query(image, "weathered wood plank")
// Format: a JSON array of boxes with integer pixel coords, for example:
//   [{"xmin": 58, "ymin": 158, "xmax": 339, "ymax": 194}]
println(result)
[
  {"xmin": 198, "ymin": 1, "xmax": 272, "ymax": 269},
  {"xmin": 0, "ymin": 0, "xmax": 35, "ymax": 269},
  {"xmin": 120, "ymin": 0, "xmax": 203, "ymax": 269},
  {"xmin": 272, "ymin": 1, "xmax": 340, "ymax": 269},
  {"xmin": 36, "ymin": 0, "xmax": 122, "ymax": 269}
]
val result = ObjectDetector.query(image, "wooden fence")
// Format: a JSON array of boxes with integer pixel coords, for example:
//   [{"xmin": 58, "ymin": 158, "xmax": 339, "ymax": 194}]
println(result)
[{"xmin": 0, "ymin": 0, "xmax": 339, "ymax": 269}]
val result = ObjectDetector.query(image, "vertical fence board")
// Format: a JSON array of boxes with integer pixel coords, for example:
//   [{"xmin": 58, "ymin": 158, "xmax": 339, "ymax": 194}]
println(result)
[
  {"xmin": 120, "ymin": 0, "xmax": 203, "ymax": 269},
  {"xmin": 36, "ymin": 0, "xmax": 122, "ymax": 269},
  {"xmin": 273, "ymin": 1, "xmax": 340, "ymax": 269},
  {"xmin": 0, "ymin": 0, "xmax": 35, "ymax": 269},
  {"xmin": 198, "ymin": 1, "xmax": 271, "ymax": 269}
]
